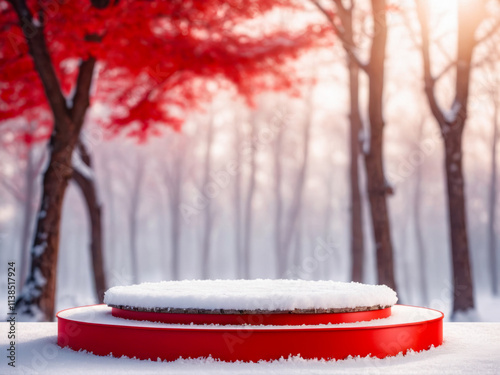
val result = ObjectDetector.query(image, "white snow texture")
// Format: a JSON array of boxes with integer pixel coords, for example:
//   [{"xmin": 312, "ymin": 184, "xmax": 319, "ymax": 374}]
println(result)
[
  {"xmin": 2, "ymin": 322, "xmax": 499, "ymax": 374},
  {"xmin": 104, "ymin": 279, "xmax": 398, "ymax": 311}
]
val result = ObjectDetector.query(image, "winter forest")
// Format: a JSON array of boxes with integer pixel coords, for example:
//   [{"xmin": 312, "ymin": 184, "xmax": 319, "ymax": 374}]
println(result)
[{"xmin": 1, "ymin": 0, "xmax": 500, "ymax": 323}]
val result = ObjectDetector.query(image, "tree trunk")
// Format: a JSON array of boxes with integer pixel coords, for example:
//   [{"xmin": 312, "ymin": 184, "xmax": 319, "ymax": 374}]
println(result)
[
  {"xmin": 19, "ymin": 144, "xmax": 37, "ymax": 290},
  {"xmin": 364, "ymin": 0, "xmax": 397, "ymax": 292},
  {"xmin": 17, "ymin": 127, "xmax": 79, "ymax": 320},
  {"xmin": 129, "ymin": 209, "xmax": 139, "ymax": 284},
  {"xmin": 310, "ymin": 0, "xmax": 368, "ymax": 284},
  {"xmin": 414, "ymin": 121, "xmax": 429, "ymax": 305},
  {"xmin": 311, "ymin": 0, "xmax": 393, "ymax": 289},
  {"xmin": 397, "ymin": 206, "xmax": 411, "ymax": 304},
  {"xmin": 101, "ymin": 153, "xmax": 117, "ymax": 275},
  {"xmin": 322, "ymin": 164, "xmax": 335, "ymax": 280},
  {"xmin": 14, "ymin": 53, "xmax": 95, "ymax": 321},
  {"xmin": 10, "ymin": 0, "xmax": 104, "ymax": 320},
  {"xmin": 157, "ymin": 200, "xmax": 168, "ymax": 279},
  {"xmin": 364, "ymin": 112, "xmax": 396, "ymax": 291},
  {"xmin": 488, "ymin": 95, "xmax": 499, "ymax": 295},
  {"xmin": 442, "ymin": 126, "xmax": 474, "ymax": 313},
  {"xmin": 415, "ymin": 0, "xmax": 483, "ymax": 315},
  {"xmin": 129, "ymin": 156, "xmax": 144, "ymax": 285},
  {"xmin": 163, "ymin": 136, "xmax": 186, "ymax": 281},
  {"xmin": 201, "ymin": 118, "xmax": 214, "ymax": 279},
  {"xmin": 242, "ymin": 116, "xmax": 257, "ymax": 279},
  {"xmin": 169, "ymin": 185, "xmax": 182, "ymax": 280},
  {"xmin": 292, "ymin": 213, "xmax": 303, "ymax": 276},
  {"xmin": 234, "ymin": 122, "xmax": 243, "ymax": 278},
  {"xmin": 345, "ymin": 13, "xmax": 365, "ymax": 283},
  {"xmin": 72, "ymin": 141, "xmax": 107, "ymax": 303},
  {"xmin": 277, "ymin": 99, "xmax": 312, "ymax": 278},
  {"xmin": 274, "ymin": 122, "xmax": 285, "ymax": 277}
]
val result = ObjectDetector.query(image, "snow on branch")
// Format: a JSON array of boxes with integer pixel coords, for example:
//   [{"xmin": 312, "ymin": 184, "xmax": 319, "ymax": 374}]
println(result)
[
  {"xmin": 443, "ymin": 100, "xmax": 463, "ymax": 124},
  {"xmin": 72, "ymin": 148, "xmax": 94, "ymax": 181}
]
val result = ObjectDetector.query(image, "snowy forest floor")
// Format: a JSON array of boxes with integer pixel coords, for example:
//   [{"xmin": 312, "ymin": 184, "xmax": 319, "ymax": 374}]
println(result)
[{"xmin": 2, "ymin": 323, "xmax": 499, "ymax": 374}]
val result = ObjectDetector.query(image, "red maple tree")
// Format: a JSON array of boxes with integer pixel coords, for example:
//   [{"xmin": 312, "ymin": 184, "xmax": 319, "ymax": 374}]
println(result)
[{"xmin": 1, "ymin": 0, "xmax": 325, "ymax": 320}]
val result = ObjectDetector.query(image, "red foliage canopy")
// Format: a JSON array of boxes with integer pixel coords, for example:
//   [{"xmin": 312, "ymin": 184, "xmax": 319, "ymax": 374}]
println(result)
[{"xmin": 0, "ymin": 0, "xmax": 326, "ymax": 141}]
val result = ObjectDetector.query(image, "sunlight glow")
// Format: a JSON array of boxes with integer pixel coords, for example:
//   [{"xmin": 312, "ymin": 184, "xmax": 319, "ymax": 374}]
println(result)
[
  {"xmin": 429, "ymin": 0, "xmax": 458, "ymax": 12},
  {"xmin": 423, "ymin": 0, "xmax": 458, "ymax": 35}
]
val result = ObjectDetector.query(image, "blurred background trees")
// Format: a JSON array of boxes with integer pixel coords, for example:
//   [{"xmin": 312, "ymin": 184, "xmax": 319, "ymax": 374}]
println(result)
[
  {"xmin": 1, "ymin": 0, "xmax": 322, "ymax": 320},
  {"xmin": 1, "ymin": 0, "xmax": 500, "ymax": 322}
]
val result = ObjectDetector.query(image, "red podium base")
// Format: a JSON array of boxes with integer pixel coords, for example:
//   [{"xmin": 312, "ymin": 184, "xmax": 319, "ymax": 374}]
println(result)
[
  {"xmin": 57, "ymin": 305, "xmax": 443, "ymax": 362},
  {"xmin": 111, "ymin": 306, "xmax": 392, "ymax": 325}
]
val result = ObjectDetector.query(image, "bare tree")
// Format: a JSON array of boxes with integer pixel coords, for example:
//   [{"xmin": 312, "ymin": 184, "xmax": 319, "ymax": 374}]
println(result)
[
  {"xmin": 0, "ymin": 129, "xmax": 45, "ymax": 290},
  {"xmin": 363, "ymin": 0, "xmax": 397, "ymax": 291},
  {"xmin": 312, "ymin": 0, "xmax": 397, "ymax": 290},
  {"xmin": 410, "ymin": 118, "xmax": 429, "ymax": 305},
  {"xmin": 487, "ymin": 76, "xmax": 499, "ymax": 295},
  {"xmin": 18, "ymin": 145, "xmax": 39, "ymax": 289},
  {"xmin": 128, "ymin": 152, "xmax": 145, "ymax": 284},
  {"xmin": 414, "ymin": 0, "xmax": 499, "ymax": 313},
  {"xmin": 201, "ymin": 117, "xmax": 215, "ymax": 279},
  {"xmin": 276, "ymin": 96, "xmax": 313, "ymax": 278},
  {"xmin": 8, "ymin": 0, "xmax": 98, "ymax": 319},
  {"xmin": 322, "ymin": 152, "xmax": 335, "ymax": 280},
  {"xmin": 100, "ymin": 148, "xmax": 117, "ymax": 274},
  {"xmin": 162, "ymin": 134, "xmax": 189, "ymax": 280},
  {"xmin": 292, "ymin": 212, "xmax": 304, "ymax": 276},
  {"xmin": 397, "ymin": 204, "xmax": 412, "ymax": 304},
  {"xmin": 311, "ymin": 0, "xmax": 366, "ymax": 283},
  {"xmin": 233, "ymin": 116, "xmax": 244, "ymax": 278},
  {"xmin": 2, "ymin": 126, "xmax": 107, "ymax": 303},
  {"xmin": 242, "ymin": 114, "xmax": 257, "ymax": 279},
  {"xmin": 273, "ymin": 105, "xmax": 285, "ymax": 276},
  {"xmin": 72, "ymin": 140, "xmax": 107, "ymax": 302}
]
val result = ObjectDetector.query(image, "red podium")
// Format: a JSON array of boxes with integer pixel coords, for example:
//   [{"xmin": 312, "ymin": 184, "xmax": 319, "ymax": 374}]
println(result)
[{"xmin": 57, "ymin": 304, "xmax": 443, "ymax": 362}]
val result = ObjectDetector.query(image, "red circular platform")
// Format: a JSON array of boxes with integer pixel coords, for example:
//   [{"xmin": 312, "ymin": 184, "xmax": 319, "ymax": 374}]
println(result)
[
  {"xmin": 57, "ymin": 304, "xmax": 443, "ymax": 362},
  {"xmin": 111, "ymin": 306, "xmax": 392, "ymax": 325}
]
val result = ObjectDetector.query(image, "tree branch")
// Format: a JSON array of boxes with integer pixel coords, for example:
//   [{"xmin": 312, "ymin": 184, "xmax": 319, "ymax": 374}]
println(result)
[
  {"xmin": 415, "ymin": 0, "xmax": 447, "ymax": 125},
  {"xmin": 7, "ymin": 0, "xmax": 69, "ymax": 124},
  {"xmin": 332, "ymin": 0, "xmax": 349, "ymax": 19},
  {"xmin": 435, "ymin": 60, "xmax": 456, "ymax": 82},
  {"xmin": 310, "ymin": 0, "xmax": 368, "ymax": 72},
  {"xmin": 475, "ymin": 17, "xmax": 500, "ymax": 46},
  {"xmin": 0, "ymin": 178, "xmax": 26, "ymax": 202},
  {"xmin": 70, "ymin": 58, "xmax": 97, "ymax": 129},
  {"xmin": 76, "ymin": 139, "xmax": 92, "ymax": 167},
  {"xmin": 400, "ymin": 5, "xmax": 422, "ymax": 50},
  {"xmin": 90, "ymin": 0, "xmax": 110, "ymax": 9}
]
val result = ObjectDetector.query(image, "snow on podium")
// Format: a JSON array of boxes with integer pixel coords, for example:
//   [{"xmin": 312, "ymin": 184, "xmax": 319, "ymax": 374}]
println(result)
[{"xmin": 56, "ymin": 279, "xmax": 443, "ymax": 362}]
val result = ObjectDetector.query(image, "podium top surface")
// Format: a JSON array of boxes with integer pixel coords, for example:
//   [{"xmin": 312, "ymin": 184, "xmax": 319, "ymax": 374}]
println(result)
[{"xmin": 104, "ymin": 279, "xmax": 398, "ymax": 313}]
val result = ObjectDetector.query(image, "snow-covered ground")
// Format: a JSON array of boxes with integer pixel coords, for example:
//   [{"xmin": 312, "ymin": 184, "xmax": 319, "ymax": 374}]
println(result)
[{"xmin": 2, "ymin": 322, "xmax": 499, "ymax": 374}]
